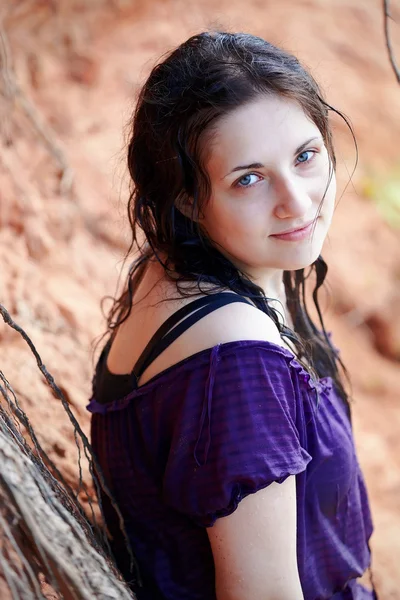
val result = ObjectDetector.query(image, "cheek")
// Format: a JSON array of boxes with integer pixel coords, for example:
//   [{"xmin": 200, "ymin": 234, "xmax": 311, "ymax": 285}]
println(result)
[{"xmin": 201, "ymin": 195, "xmax": 262, "ymax": 243}]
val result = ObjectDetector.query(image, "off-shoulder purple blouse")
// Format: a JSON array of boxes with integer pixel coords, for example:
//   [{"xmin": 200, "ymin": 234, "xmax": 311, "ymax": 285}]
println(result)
[{"xmin": 87, "ymin": 338, "xmax": 375, "ymax": 600}]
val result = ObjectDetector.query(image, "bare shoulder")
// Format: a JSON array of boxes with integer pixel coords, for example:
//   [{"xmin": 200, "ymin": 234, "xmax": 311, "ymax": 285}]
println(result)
[
  {"xmin": 137, "ymin": 286, "xmax": 286, "ymax": 385},
  {"xmin": 147, "ymin": 266, "xmax": 286, "ymax": 353},
  {"xmin": 107, "ymin": 261, "xmax": 286, "ymax": 385},
  {"xmin": 194, "ymin": 295, "xmax": 284, "ymax": 348}
]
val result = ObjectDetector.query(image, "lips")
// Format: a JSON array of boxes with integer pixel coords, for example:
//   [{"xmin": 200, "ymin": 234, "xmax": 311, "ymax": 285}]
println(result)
[
  {"xmin": 270, "ymin": 219, "xmax": 317, "ymax": 242},
  {"xmin": 272, "ymin": 220, "xmax": 314, "ymax": 236}
]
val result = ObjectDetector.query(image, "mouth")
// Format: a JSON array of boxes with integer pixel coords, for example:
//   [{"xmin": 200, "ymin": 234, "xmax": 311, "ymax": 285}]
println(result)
[{"xmin": 270, "ymin": 220, "xmax": 317, "ymax": 242}]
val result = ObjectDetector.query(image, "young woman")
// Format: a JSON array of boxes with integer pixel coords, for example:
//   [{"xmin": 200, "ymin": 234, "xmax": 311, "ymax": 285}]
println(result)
[{"xmin": 87, "ymin": 31, "xmax": 377, "ymax": 600}]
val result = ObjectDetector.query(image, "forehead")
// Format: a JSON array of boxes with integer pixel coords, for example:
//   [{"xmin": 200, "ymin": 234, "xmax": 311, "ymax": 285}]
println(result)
[{"xmin": 205, "ymin": 95, "xmax": 321, "ymax": 172}]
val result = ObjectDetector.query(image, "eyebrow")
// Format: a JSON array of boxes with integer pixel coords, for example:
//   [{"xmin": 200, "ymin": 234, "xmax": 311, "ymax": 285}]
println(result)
[{"xmin": 223, "ymin": 136, "xmax": 322, "ymax": 178}]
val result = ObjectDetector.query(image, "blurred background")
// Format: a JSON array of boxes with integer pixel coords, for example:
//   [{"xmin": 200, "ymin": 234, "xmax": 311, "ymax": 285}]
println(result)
[{"xmin": 0, "ymin": 0, "xmax": 399, "ymax": 597}]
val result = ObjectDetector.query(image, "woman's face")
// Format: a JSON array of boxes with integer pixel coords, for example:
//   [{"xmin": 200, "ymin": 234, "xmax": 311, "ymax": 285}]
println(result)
[{"xmin": 198, "ymin": 94, "xmax": 336, "ymax": 280}]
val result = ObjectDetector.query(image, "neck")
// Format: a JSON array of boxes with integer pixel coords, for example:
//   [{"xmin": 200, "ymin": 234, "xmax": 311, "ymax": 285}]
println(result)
[{"xmin": 248, "ymin": 269, "xmax": 294, "ymax": 329}]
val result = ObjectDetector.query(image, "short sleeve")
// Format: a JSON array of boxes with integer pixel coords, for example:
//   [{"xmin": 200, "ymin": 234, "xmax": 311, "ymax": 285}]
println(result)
[{"xmin": 162, "ymin": 343, "xmax": 312, "ymax": 527}]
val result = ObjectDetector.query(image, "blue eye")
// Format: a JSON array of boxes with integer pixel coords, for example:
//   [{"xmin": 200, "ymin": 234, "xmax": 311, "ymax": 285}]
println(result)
[
  {"xmin": 297, "ymin": 150, "xmax": 315, "ymax": 164},
  {"xmin": 236, "ymin": 173, "xmax": 260, "ymax": 188}
]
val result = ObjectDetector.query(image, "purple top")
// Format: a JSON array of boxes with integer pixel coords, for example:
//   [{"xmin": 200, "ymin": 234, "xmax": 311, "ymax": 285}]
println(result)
[{"xmin": 87, "ymin": 339, "xmax": 374, "ymax": 599}]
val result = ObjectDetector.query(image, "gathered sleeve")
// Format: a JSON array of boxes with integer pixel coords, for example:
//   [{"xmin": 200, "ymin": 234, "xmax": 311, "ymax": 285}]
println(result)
[{"xmin": 162, "ymin": 343, "xmax": 312, "ymax": 527}]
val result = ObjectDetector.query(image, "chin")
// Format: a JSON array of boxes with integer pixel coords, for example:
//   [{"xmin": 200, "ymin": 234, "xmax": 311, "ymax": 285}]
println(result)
[
  {"xmin": 282, "ymin": 260, "xmax": 316, "ymax": 271},
  {"xmin": 275, "ymin": 247, "xmax": 323, "ymax": 271}
]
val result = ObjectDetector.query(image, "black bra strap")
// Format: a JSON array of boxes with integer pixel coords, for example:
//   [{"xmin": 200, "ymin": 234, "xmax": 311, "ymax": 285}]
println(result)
[{"xmin": 131, "ymin": 292, "xmax": 253, "ymax": 386}]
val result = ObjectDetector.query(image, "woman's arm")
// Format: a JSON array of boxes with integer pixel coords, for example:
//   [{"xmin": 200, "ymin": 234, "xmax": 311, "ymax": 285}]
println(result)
[{"xmin": 207, "ymin": 475, "xmax": 304, "ymax": 600}]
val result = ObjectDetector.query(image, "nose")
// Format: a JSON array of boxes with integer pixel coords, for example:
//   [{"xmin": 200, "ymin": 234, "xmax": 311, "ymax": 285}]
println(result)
[{"xmin": 272, "ymin": 173, "xmax": 313, "ymax": 220}]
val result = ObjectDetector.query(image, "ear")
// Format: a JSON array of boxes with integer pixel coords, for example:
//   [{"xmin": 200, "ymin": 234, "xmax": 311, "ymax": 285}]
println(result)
[{"xmin": 174, "ymin": 192, "xmax": 201, "ymax": 222}]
